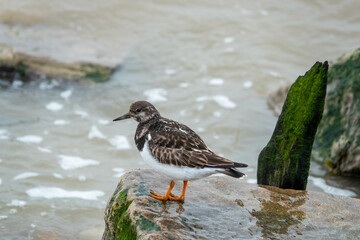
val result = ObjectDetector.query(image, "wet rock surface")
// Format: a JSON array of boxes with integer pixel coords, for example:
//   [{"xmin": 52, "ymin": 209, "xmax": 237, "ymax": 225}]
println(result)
[
  {"xmin": 102, "ymin": 169, "xmax": 360, "ymax": 240},
  {"xmin": 0, "ymin": 44, "xmax": 116, "ymax": 87}
]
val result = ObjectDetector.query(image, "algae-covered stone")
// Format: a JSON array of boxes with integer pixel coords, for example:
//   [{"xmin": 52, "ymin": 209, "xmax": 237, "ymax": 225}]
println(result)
[
  {"xmin": 257, "ymin": 62, "xmax": 328, "ymax": 190},
  {"xmin": 102, "ymin": 169, "xmax": 360, "ymax": 240},
  {"xmin": 313, "ymin": 48, "xmax": 360, "ymax": 176},
  {"xmin": 0, "ymin": 44, "xmax": 116, "ymax": 86}
]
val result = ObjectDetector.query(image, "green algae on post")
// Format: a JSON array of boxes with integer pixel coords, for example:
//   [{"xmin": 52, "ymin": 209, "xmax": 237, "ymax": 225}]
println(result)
[{"xmin": 257, "ymin": 61, "xmax": 328, "ymax": 190}]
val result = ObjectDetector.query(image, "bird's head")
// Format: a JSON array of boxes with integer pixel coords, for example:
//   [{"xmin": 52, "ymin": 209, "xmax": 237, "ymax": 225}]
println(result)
[{"xmin": 113, "ymin": 101, "xmax": 160, "ymax": 123}]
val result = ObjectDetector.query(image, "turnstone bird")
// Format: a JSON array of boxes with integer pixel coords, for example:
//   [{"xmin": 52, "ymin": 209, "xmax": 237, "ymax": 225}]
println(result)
[{"xmin": 113, "ymin": 101, "xmax": 247, "ymax": 202}]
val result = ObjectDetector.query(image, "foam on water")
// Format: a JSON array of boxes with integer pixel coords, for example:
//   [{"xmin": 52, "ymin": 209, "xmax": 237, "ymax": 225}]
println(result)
[
  {"xmin": 74, "ymin": 110, "xmax": 88, "ymax": 118},
  {"xmin": 212, "ymin": 95, "xmax": 237, "ymax": 109},
  {"xmin": 26, "ymin": 187, "xmax": 104, "ymax": 200},
  {"xmin": 13, "ymin": 172, "xmax": 40, "ymax": 180},
  {"xmin": 37, "ymin": 147, "xmax": 52, "ymax": 153},
  {"xmin": 208, "ymin": 78, "xmax": 224, "ymax": 86},
  {"xmin": 54, "ymin": 120, "xmax": 70, "ymax": 125},
  {"xmin": 52, "ymin": 173, "xmax": 64, "ymax": 179},
  {"xmin": 60, "ymin": 89, "xmax": 72, "ymax": 100},
  {"xmin": 58, "ymin": 155, "xmax": 99, "ymax": 170},
  {"xmin": 39, "ymin": 80, "xmax": 59, "ymax": 90},
  {"xmin": 164, "ymin": 69, "xmax": 176, "ymax": 75},
  {"xmin": 46, "ymin": 102, "xmax": 63, "ymax": 112},
  {"xmin": 109, "ymin": 135, "xmax": 131, "ymax": 150},
  {"xmin": 88, "ymin": 125, "xmax": 106, "ymax": 139},
  {"xmin": 16, "ymin": 135, "xmax": 43, "ymax": 144},
  {"xmin": 246, "ymin": 179, "xmax": 257, "ymax": 184},
  {"xmin": 7, "ymin": 199, "xmax": 27, "ymax": 207},
  {"xmin": 0, "ymin": 215, "xmax": 8, "ymax": 220},
  {"xmin": 196, "ymin": 95, "xmax": 236, "ymax": 109},
  {"xmin": 243, "ymin": 81, "xmax": 253, "ymax": 88},
  {"xmin": 12, "ymin": 80, "xmax": 23, "ymax": 88},
  {"xmin": 179, "ymin": 82, "xmax": 189, "ymax": 88},
  {"xmin": 224, "ymin": 37, "xmax": 235, "ymax": 43},
  {"xmin": 98, "ymin": 119, "xmax": 110, "ymax": 125},
  {"xmin": 308, "ymin": 176, "xmax": 356, "ymax": 197},
  {"xmin": 78, "ymin": 175, "xmax": 86, "ymax": 181},
  {"xmin": 0, "ymin": 177, "xmax": 2, "ymax": 185},
  {"xmin": 0, "ymin": 129, "xmax": 10, "ymax": 140},
  {"xmin": 112, "ymin": 168, "xmax": 125, "ymax": 178},
  {"xmin": 143, "ymin": 88, "xmax": 167, "ymax": 102}
]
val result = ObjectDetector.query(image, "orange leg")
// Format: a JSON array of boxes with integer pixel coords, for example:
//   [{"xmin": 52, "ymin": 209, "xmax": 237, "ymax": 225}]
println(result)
[
  {"xmin": 150, "ymin": 180, "xmax": 175, "ymax": 201},
  {"xmin": 169, "ymin": 181, "xmax": 188, "ymax": 202}
]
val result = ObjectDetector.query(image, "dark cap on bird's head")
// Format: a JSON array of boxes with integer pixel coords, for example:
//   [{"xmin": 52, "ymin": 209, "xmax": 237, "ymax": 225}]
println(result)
[{"xmin": 113, "ymin": 101, "xmax": 160, "ymax": 123}]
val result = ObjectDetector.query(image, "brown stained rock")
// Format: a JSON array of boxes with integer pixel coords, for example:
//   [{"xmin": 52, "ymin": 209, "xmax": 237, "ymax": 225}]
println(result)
[
  {"xmin": 0, "ymin": 44, "xmax": 116, "ymax": 86},
  {"xmin": 102, "ymin": 169, "xmax": 360, "ymax": 240}
]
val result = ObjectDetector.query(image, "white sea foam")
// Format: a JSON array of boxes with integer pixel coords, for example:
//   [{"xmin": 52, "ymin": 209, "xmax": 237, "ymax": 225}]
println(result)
[
  {"xmin": 12, "ymin": 80, "xmax": 23, "ymax": 88},
  {"xmin": 109, "ymin": 135, "xmax": 131, "ymax": 150},
  {"xmin": 209, "ymin": 78, "xmax": 224, "ymax": 86},
  {"xmin": 13, "ymin": 172, "xmax": 39, "ymax": 180},
  {"xmin": 143, "ymin": 88, "xmax": 167, "ymax": 102},
  {"xmin": 17, "ymin": 135, "xmax": 43, "ymax": 144},
  {"xmin": 46, "ymin": 102, "xmax": 63, "ymax": 112},
  {"xmin": 243, "ymin": 81, "xmax": 253, "ymax": 88},
  {"xmin": 7, "ymin": 199, "xmax": 27, "ymax": 207},
  {"xmin": 246, "ymin": 179, "xmax": 257, "ymax": 184},
  {"xmin": 26, "ymin": 187, "xmax": 104, "ymax": 200},
  {"xmin": 0, "ymin": 215, "xmax": 7, "ymax": 220},
  {"xmin": 60, "ymin": 89, "xmax": 72, "ymax": 100},
  {"xmin": 53, "ymin": 120, "xmax": 70, "ymax": 125},
  {"xmin": 78, "ymin": 175, "xmax": 87, "ymax": 181},
  {"xmin": 37, "ymin": 147, "xmax": 52, "ymax": 153},
  {"xmin": 197, "ymin": 127, "xmax": 205, "ymax": 132},
  {"xmin": 113, "ymin": 168, "xmax": 125, "ymax": 178},
  {"xmin": 0, "ymin": 129, "xmax": 9, "ymax": 140},
  {"xmin": 213, "ymin": 95, "xmax": 236, "ymax": 109},
  {"xmin": 213, "ymin": 111, "xmax": 222, "ymax": 117},
  {"xmin": 165, "ymin": 69, "xmax": 176, "ymax": 75},
  {"xmin": 224, "ymin": 37, "xmax": 235, "ymax": 43},
  {"xmin": 88, "ymin": 125, "xmax": 106, "ymax": 139},
  {"xmin": 260, "ymin": 10, "xmax": 269, "ymax": 16},
  {"xmin": 0, "ymin": 177, "xmax": 2, "ymax": 185},
  {"xmin": 269, "ymin": 71, "xmax": 280, "ymax": 77},
  {"xmin": 98, "ymin": 119, "xmax": 110, "ymax": 125},
  {"xmin": 308, "ymin": 176, "xmax": 356, "ymax": 197},
  {"xmin": 52, "ymin": 173, "xmax": 64, "ymax": 179},
  {"xmin": 75, "ymin": 110, "xmax": 88, "ymax": 118},
  {"xmin": 39, "ymin": 80, "xmax": 59, "ymax": 90},
  {"xmin": 179, "ymin": 82, "xmax": 189, "ymax": 88},
  {"xmin": 58, "ymin": 155, "xmax": 99, "ymax": 170},
  {"xmin": 9, "ymin": 209, "xmax": 17, "ymax": 214}
]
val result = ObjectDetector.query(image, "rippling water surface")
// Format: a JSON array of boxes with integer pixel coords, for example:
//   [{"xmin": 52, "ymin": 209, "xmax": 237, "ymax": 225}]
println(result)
[{"xmin": 1, "ymin": 0, "xmax": 360, "ymax": 239}]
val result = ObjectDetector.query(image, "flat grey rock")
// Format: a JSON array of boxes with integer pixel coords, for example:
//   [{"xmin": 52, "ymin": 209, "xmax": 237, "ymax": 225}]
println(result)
[{"xmin": 102, "ymin": 169, "xmax": 360, "ymax": 240}]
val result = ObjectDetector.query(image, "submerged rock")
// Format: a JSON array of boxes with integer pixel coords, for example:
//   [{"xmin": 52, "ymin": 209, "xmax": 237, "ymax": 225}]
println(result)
[
  {"xmin": 257, "ymin": 62, "xmax": 328, "ymax": 190},
  {"xmin": 102, "ymin": 169, "xmax": 360, "ymax": 240},
  {"xmin": 0, "ymin": 44, "xmax": 116, "ymax": 87},
  {"xmin": 312, "ymin": 49, "xmax": 360, "ymax": 176}
]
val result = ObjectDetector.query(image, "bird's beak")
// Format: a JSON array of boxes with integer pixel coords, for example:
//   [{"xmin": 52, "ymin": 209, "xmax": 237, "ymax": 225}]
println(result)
[{"xmin": 113, "ymin": 112, "xmax": 131, "ymax": 121}]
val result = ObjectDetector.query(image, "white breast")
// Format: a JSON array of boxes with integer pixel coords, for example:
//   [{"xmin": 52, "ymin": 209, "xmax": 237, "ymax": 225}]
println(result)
[{"xmin": 140, "ymin": 137, "xmax": 217, "ymax": 181}]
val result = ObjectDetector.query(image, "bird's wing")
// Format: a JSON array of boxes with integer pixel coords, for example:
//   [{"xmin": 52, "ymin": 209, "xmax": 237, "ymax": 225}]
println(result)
[{"xmin": 148, "ymin": 128, "xmax": 238, "ymax": 168}]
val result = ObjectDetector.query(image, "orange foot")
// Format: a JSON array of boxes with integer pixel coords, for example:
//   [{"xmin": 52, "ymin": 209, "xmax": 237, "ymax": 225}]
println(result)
[{"xmin": 149, "ymin": 190, "xmax": 170, "ymax": 201}]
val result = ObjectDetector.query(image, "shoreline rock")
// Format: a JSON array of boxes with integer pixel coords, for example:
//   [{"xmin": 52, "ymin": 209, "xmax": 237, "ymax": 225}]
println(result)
[
  {"xmin": 258, "ymin": 61, "xmax": 328, "ymax": 190},
  {"xmin": 102, "ymin": 169, "xmax": 360, "ymax": 240},
  {"xmin": 0, "ymin": 44, "xmax": 117, "ymax": 87}
]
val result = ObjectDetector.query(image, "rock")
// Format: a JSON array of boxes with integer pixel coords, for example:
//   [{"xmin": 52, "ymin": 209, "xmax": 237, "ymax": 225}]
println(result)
[
  {"xmin": 257, "ymin": 62, "xmax": 328, "ymax": 190},
  {"xmin": 0, "ymin": 44, "xmax": 116, "ymax": 87},
  {"xmin": 102, "ymin": 169, "xmax": 360, "ymax": 240},
  {"xmin": 312, "ymin": 49, "xmax": 360, "ymax": 176}
]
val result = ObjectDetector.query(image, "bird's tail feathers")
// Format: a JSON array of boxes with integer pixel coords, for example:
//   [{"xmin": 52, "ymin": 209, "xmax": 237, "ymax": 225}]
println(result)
[{"xmin": 216, "ymin": 168, "xmax": 246, "ymax": 178}]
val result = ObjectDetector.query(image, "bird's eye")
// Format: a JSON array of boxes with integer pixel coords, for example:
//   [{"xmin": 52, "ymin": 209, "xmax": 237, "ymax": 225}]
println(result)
[{"xmin": 136, "ymin": 108, "xmax": 141, "ymax": 113}]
